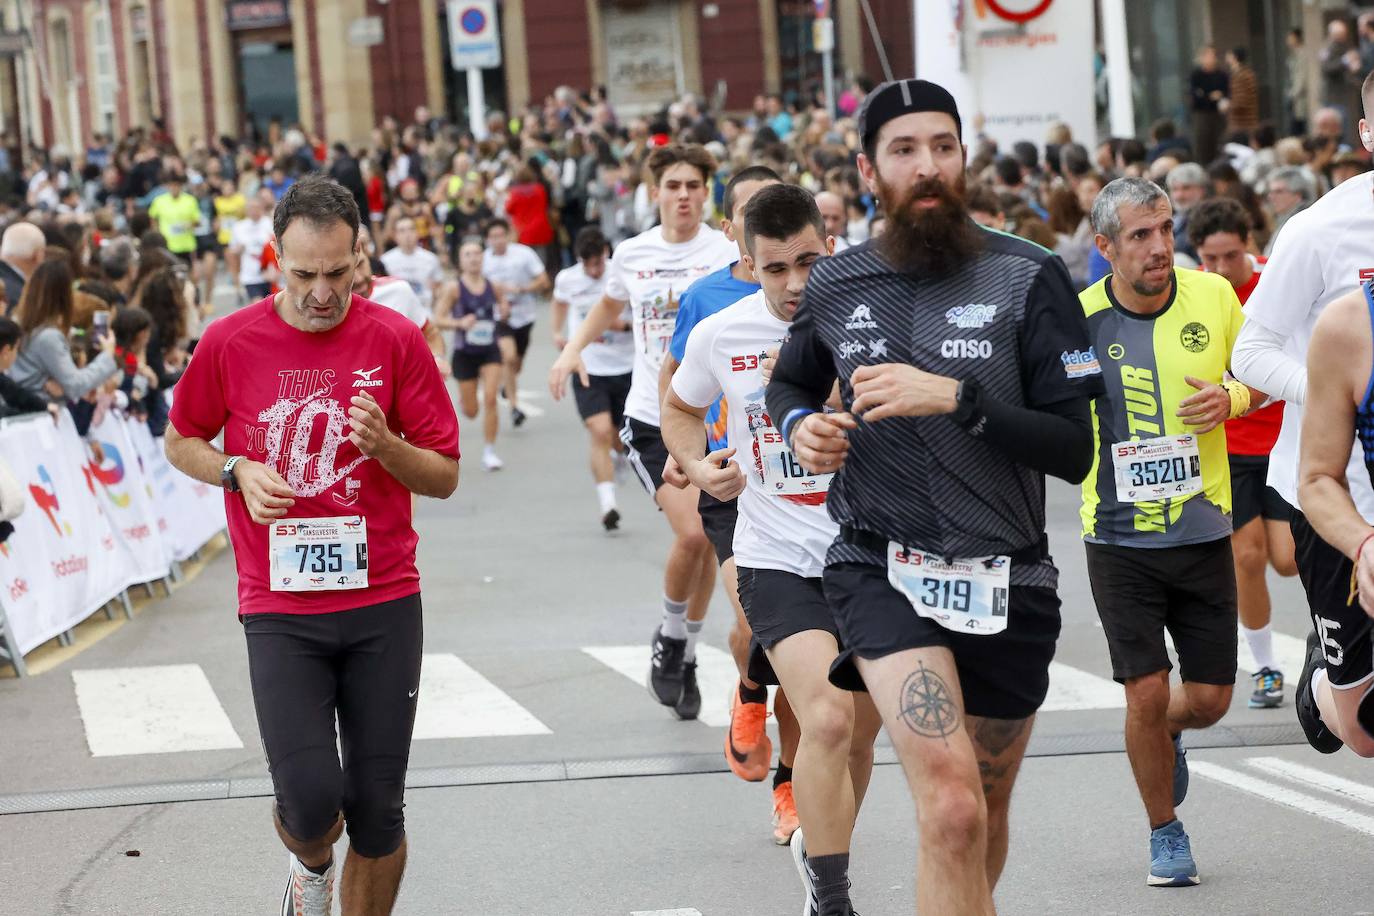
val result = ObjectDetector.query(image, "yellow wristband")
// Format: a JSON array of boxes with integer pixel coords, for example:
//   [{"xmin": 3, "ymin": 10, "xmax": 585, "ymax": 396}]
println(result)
[{"xmin": 1223, "ymin": 379, "xmax": 1251, "ymax": 419}]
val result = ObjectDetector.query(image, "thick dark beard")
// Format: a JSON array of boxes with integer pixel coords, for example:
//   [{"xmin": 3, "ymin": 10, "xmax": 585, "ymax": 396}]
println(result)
[{"xmin": 874, "ymin": 171, "xmax": 983, "ymax": 276}]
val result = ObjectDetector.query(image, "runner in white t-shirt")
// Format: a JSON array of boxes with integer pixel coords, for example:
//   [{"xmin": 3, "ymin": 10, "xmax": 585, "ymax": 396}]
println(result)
[
  {"xmin": 663, "ymin": 184, "xmax": 881, "ymax": 916},
  {"xmin": 551, "ymin": 227, "xmax": 633, "ymax": 530},
  {"xmin": 549, "ymin": 145, "xmax": 736, "ymax": 720},
  {"xmin": 484, "ymin": 220, "xmax": 552, "ymax": 427},
  {"xmin": 352, "ymin": 250, "xmax": 448, "ymax": 377},
  {"xmin": 380, "ymin": 217, "xmax": 443, "ymax": 309},
  {"xmin": 227, "ymin": 193, "xmax": 275, "ymax": 302},
  {"xmin": 1232, "ymin": 86, "xmax": 1374, "ymax": 758}
]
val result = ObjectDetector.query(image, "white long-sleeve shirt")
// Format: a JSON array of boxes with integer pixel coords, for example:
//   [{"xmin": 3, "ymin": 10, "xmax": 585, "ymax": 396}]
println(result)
[{"xmin": 1233, "ymin": 170, "xmax": 1374, "ymax": 520}]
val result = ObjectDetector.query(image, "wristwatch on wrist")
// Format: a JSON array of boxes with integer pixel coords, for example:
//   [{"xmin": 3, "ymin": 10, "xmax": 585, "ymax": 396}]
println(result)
[
  {"xmin": 951, "ymin": 378, "xmax": 982, "ymax": 427},
  {"xmin": 221, "ymin": 455, "xmax": 245, "ymax": 493}
]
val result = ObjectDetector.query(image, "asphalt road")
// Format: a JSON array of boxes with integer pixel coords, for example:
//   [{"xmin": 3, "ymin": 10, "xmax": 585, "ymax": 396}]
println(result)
[{"xmin": 1, "ymin": 302, "xmax": 1371, "ymax": 915}]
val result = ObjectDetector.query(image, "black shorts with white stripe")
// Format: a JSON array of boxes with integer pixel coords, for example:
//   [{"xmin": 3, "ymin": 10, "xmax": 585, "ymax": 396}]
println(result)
[{"xmin": 619, "ymin": 416, "xmax": 669, "ymax": 498}]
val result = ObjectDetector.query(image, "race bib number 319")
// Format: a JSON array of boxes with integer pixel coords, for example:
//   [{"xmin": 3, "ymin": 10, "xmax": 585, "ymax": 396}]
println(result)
[
  {"xmin": 887, "ymin": 543, "xmax": 1010, "ymax": 636},
  {"xmin": 270, "ymin": 516, "xmax": 369, "ymax": 592}
]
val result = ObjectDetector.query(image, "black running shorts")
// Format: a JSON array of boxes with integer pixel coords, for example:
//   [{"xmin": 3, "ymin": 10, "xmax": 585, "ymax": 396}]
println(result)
[
  {"xmin": 497, "ymin": 321, "xmax": 533, "ymax": 358},
  {"xmin": 573, "ymin": 372, "xmax": 631, "ymax": 427},
  {"xmin": 243, "ymin": 593, "xmax": 423, "ymax": 858},
  {"xmin": 737, "ymin": 566, "xmax": 840, "ymax": 686},
  {"xmin": 1229, "ymin": 454, "xmax": 1292, "ymax": 530},
  {"xmin": 822, "ymin": 561, "xmax": 1061, "ymax": 719},
  {"xmin": 451, "ymin": 348, "xmax": 501, "ymax": 381},
  {"xmin": 1085, "ymin": 538, "xmax": 1238, "ymax": 685},
  {"xmin": 699, "ymin": 491, "xmax": 739, "ymax": 565},
  {"xmin": 1292, "ymin": 511, "xmax": 1374, "ymax": 690},
  {"xmin": 620, "ymin": 416, "xmax": 670, "ymax": 495}
]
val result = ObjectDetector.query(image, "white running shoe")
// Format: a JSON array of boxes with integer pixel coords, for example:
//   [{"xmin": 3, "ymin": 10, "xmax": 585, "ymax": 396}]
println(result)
[
  {"xmin": 482, "ymin": 446, "xmax": 504, "ymax": 471},
  {"xmin": 281, "ymin": 855, "xmax": 334, "ymax": 916},
  {"xmin": 611, "ymin": 450, "xmax": 628, "ymax": 483}
]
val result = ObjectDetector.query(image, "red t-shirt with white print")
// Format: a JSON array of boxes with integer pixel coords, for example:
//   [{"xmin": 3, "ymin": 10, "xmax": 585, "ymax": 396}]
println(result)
[{"xmin": 169, "ymin": 294, "xmax": 460, "ymax": 616}]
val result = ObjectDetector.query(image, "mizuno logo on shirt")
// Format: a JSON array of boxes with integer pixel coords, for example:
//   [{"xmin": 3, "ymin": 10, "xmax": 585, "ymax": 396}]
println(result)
[
  {"xmin": 845, "ymin": 304, "xmax": 878, "ymax": 330},
  {"xmin": 352, "ymin": 366, "xmax": 384, "ymax": 388}
]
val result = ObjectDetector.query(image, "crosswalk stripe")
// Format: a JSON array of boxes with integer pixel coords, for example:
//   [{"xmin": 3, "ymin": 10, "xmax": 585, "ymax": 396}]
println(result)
[
  {"xmin": 1245, "ymin": 757, "xmax": 1374, "ymax": 807},
  {"xmin": 1040, "ymin": 662, "xmax": 1124, "ymax": 711},
  {"xmin": 586, "ymin": 645, "xmax": 1128, "ymax": 716},
  {"xmin": 583, "ymin": 645, "xmax": 740, "ymax": 727},
  {"xmin": 72, "ymin": 664, "xmax": 243, "ymax": 757},
  {"xmin": 412, "ymin": 653, "xmax": 551, "ymax": 739},
  {"xmin": 1192, "ymin": 760, "xmax": 1374, "ymax": 837}
]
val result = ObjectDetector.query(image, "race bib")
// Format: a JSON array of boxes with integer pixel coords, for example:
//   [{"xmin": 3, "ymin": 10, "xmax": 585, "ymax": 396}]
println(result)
[
  {"xmin": 269, "ymin": 516, "xmax": 369, "ymax": 592},
  {"xmin": 467, "ymin": 319, "xmax": 495, "ymax": 347},
  {"xmin": 643, "ymin": 317, "xmax": 674, "ymax": 356},
  {"xmin": 757, "ymin": 428, "xmax": 832, "ymax": 496},
  {"xmin": 887, "ymin": 543, "xmax": 1010, "ymax": 636},
  {"xmin": 1111, "ymin": 434, "xmax": 1202, "ymax": 503}
]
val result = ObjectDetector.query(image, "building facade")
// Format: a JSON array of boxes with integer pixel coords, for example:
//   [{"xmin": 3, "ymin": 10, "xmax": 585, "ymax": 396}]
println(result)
[{"xmin": 0, "ymin": 0, "xmax": 911, "ymax": 158}]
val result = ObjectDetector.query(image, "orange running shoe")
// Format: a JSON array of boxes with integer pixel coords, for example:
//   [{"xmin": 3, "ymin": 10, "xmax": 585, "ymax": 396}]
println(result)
[
  {"xmin": 725, "ymin": 683, "xmax": 772, "ymax": 782},
  {"xmin": 772, "ymin": 780, "xmax": 799, "ymax": 846}
]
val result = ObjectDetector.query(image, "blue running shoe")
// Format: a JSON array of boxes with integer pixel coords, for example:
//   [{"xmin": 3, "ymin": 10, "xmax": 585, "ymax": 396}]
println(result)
[
  {"xmin": 1148, "ymin": 819, "xmax": 1199, "ymax": 887},
  {"xmin": 1172, "ymin": 733, "xmax": 1188, "ymax": 807},
  {"xmin": 1248, "ymin": 667, "xmax": 1285, "ymax": 708}
]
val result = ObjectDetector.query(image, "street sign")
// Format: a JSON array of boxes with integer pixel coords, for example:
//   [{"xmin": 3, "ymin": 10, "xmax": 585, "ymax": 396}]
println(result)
[
  {"xmin": 447, "ymin": 0, "xmax": 502, "ymax": 70},
  {"xmin": 812, "ymin": 17, "xmax": 834, "ymax": 53},
  {"xmin": 347, "ymin": 16, "xmax": 383, "ymax": 47}
]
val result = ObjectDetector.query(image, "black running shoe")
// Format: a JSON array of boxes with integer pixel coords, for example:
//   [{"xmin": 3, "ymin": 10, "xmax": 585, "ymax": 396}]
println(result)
[
  {"xmin": 648, "ymin": 626, "xmax": 686, "ymax": 706},
  {"xmin": 512, "ymin": 406, "xmax": 527, "ymax": 427},
  {"xmin": 674, "ymin": 661, "xmax": 701, "ymax": 720},
  {"xmin": 1297, "ymin": 630, "xmax": 1343, "ymax": 754},
  {"xmin": 601, "ymin": 508, "xmax": 620, "ymax": 531}
]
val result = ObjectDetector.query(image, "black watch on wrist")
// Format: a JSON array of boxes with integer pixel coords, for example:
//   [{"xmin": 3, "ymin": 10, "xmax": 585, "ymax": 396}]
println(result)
[
  {"xmin": 221, "ymin": 455, "xmax": 245, "ymax": 493},
  {"xmin": 951, "ymin": 378, "xmax": 982, "ymax": 427}
]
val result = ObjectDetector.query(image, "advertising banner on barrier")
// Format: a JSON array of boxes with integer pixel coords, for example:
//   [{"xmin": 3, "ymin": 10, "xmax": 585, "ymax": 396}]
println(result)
[
  {"xmin": 124, "ymin": 420, "xmax": 227, "ymax": 562},
  {"xmin": 87, "ymin": 413, "xmax": 171, "ymax": 585},
  {"xmin": 0, "ymin": 412, "xmax": 129, "ymax": 654}
]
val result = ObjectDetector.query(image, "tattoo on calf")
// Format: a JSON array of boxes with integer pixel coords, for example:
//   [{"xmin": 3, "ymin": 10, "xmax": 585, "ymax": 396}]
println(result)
[
  {"xmin": 972, "ymin": 717, "xmax": 1032, "ymax": 797},
  {"xmin": 898, "ymin": 662, "xmax": 960, "ymax": 741}
]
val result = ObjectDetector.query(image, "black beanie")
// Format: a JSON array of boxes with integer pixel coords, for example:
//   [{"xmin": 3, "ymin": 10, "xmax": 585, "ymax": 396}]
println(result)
[{"xmin": 857, "ymin": 79, "xmax": 963, "ymax": 151}]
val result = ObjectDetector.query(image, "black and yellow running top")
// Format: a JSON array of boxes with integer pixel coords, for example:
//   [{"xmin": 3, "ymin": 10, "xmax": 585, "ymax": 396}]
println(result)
[{"xmin": 1079, "ymin": 268, "xmax": 1245, "ymax": 546}]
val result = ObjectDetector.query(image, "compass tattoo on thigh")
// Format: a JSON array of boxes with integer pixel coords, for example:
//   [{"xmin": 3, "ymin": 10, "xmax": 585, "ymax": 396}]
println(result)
[{"xmin": 898, "ymin": 662, "xmax": 960, "ymax": 741}]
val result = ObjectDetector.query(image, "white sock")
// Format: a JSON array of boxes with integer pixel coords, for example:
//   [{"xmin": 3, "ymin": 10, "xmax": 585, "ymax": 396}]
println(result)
[
  {"xmin": 1312, "ymin": 667, "xmax": 1329, "ymax": 709},
  {"xmin": 1244, "ymin": 624, "xmax": 1277, "ymax": 672},
  {"xmin": 685, "ymin": 619, "xmax": 704, "ymax": 662},
  {"xmin": 596, "ymin": 481, "xmax": 616, "ymax": 513},
  {"xmin": 483, "ymin": 443, "xmax": 498, "ymax": 456},
  {"xmin": 662, "ymin": 595, "xmax": 688, "ymax": 640}
]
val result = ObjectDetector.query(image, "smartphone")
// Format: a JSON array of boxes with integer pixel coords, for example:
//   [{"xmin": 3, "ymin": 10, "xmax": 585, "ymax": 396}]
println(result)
[{"xmin": 92, "ymin": 310, "xmax": 110, "ymax": 340}]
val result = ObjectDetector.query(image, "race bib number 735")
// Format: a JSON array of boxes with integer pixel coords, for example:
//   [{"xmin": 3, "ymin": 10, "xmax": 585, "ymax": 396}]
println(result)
[{"xmin": 270, "ymin": 516, "xmax": 369, "ymax": 592}]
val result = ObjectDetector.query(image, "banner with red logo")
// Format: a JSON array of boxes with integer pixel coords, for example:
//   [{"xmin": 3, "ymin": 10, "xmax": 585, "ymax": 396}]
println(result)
[
  {"xmin": 87, "ymin": 412, "xmax": 171, "ymax": 586},
  {"xmin": 0, "ymin": 412, "xmax": 130, "ymax": 653},
  {"xmin": 0, "ymin": 411, "xmax": 226, "ymax": 656}
]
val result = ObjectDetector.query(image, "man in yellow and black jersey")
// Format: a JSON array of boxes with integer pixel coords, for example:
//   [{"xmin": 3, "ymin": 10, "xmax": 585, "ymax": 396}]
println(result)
[{"xmin": 1079, "ymin": 177, "xmax": 1268, "ymax": 889}]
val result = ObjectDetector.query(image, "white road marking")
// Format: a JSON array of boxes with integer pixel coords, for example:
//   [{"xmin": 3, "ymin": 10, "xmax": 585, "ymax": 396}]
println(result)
[
  {"xmin": 412, "ymin": 653, "xmax": 551, "ymax": 739},
  {"xmin": 1245, "ymin": 757, "xmax": 1374, "ymax": 807},
  {"xmin": 631, "ymin": 910, "xmax": 703, "ymax": 915},
  {"xmin": 583, "ymin": 644, "xmax": 741, "ymax": 727},
  {"xmin": 1191, "ymin": 760, "xmax": 1374, "ymax": 837},
  {"xmin": 1040, "ymin": 662, "xmax": 1125, "ymax": 711},
  {"xmin": 72, "ymin": 664, "xmax": 243, "ymax": 757},
  {"xmin": 1235, "ymin": 627, "xmax": 1308, "ymax": 677}
]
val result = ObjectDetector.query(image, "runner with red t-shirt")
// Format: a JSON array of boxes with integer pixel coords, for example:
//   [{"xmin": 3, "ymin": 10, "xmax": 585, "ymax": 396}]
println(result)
[
  {"xmin": 1192, "ymin": 197, "xmax": 1297, "ymax": 709},
  {"xmin": 164, "ymin": 175, "xmax": 460, "ymax": 916}
]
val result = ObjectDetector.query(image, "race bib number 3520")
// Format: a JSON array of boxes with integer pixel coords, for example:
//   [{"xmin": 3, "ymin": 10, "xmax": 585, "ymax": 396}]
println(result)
[
  {"xmin": 887, "ymin": 543, "xmax": 1010, "ymax": 636},
  {"xmin": 1111, "ymin": 434, "xmax": 1202, "ymax": 503},
  {"xmin": 270, "ymin": 516, "xmax": 369, "ymax": 592}
]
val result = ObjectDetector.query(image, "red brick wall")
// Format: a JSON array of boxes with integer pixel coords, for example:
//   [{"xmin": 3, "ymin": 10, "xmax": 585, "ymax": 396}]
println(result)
[
  {"xmin": 195, "ymin": 0, "xmax": 216, "ymax": 138},
  {"xmin": 861, "ymin": 0, "xmax": 913, "ymax": 82},
  {"xmin": 367, "ymin": 0, "xmax": 428, "ymax": 122},
  {"xmin": 522, "ymin": 0, "xmax": 592, "ymax": 102},
  {"xmin": 153, "ymin": 0, "xmax": 173, "ymax": 132},
  {"xmin": 698, "ymin": 0, "xmax": 766, "ymax": 110},
  {"xmin": 111, "ymin": 0, "xmax": 130, "ymax": 132},
  {"xmin": 303, "ymin": 0, "xmax": 323, "ymax": 136}
]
